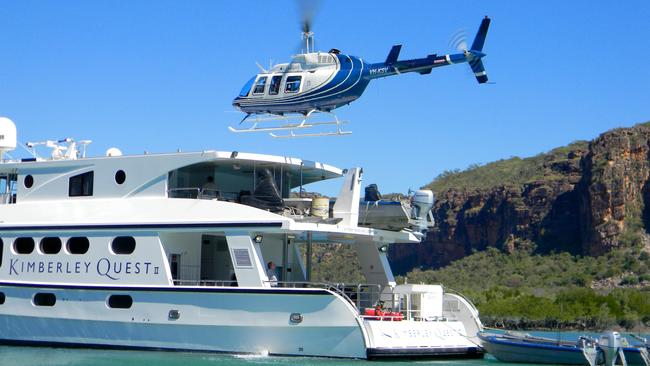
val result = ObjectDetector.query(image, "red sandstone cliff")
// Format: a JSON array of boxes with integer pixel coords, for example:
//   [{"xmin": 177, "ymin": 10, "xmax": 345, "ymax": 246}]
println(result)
[{"xmin": 389, "ymin": 122, "xmax": 650, "ymax": 273}]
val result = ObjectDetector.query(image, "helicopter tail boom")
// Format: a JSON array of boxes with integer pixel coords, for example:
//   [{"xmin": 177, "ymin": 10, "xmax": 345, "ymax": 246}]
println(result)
[{"xmin": 366, "ymin": 16, "xmax": 491, "ymax": 82}]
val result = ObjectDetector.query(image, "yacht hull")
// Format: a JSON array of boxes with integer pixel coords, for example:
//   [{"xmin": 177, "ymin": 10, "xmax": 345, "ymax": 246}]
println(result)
[
  {"xmin": 0, "ymin": 283, "xmax": 484, "ymax": 359},
  {"xmin": 0, "ymin": 283, "xmax": 367, "ymax": 358}
]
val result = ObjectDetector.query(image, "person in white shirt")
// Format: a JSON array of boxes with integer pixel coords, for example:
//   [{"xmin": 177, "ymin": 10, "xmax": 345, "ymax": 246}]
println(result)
[{"xmin": 266, "ymin": 261, "xmax": 278, "ymax": 287}]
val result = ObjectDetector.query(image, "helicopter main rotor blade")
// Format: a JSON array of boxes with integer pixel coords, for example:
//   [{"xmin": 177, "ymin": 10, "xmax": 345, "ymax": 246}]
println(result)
[
  {"xmin": 298, "ymin": 0, "xmax": 319, "ymax": 34},
  {"xmin": 296, "ymin": 0, "xmax": 319, "ymax": 53}
]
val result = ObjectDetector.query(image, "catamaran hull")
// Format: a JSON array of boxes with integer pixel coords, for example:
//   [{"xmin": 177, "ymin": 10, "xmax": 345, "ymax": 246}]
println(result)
[
  {"xmin": 0, "ymin": 283, "xmax": 483, "ymax": 359},
  {"xmin": 0, "ymin": 284, "xmax": 367, "ymax": 358}
]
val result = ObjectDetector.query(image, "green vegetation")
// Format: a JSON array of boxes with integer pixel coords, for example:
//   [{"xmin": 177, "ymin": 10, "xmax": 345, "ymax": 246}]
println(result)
[
  {"xmin": 399, "ymin": 247, "xmax": 650, "ymax": 330},
  {"xmin": 302, "ymin": 242, "xmax": 650, "ymax": 329},
  {"xmin": 300, "ymin": 243, "xmax": 365, "ymax": 284},
  {"xmin": 425, "ymin": 141, "xmax": 588, "ymax": 194}
]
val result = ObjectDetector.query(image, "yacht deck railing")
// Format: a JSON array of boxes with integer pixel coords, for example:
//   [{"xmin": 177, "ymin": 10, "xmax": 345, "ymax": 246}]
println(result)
[{"xmin": 170, "ymin": 279, "xmax": 430, "ymax": 320}]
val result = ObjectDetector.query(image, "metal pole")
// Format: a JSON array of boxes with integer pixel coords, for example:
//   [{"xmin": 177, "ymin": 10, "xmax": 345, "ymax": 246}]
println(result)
[
  {"xmin": 280, "ymin": 165, "xmax": 283, "ymax": 198},
  {"xmin": 282, "ymin": 234, "xmax": 289, "ymax": 284},
  {"xmin": 306, "ymin": 231, "xmax": 312, "ymax": 282},
  {"xmin": 299, "ymin": 162, "xmax": 304, "ymax": 198},
  {"xmin": 252, "ymin": 161, "xmax": 256, "ymax": 191}
]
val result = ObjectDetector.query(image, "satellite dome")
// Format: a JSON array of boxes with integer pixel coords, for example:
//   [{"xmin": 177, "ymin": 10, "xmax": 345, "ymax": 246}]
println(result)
[
  {"xmin": 0, "ymin": 117, "xmax": 17, "ymax": 152},
  {"xmin": 105, "ymin": 147, "xmax": 122, "ymax": 157}
]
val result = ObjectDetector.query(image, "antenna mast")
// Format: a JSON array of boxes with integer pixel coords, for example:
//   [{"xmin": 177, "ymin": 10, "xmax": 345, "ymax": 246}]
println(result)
[{"xmin": 302, "ymin": 30, "xmax": 314, "ymax": 53}]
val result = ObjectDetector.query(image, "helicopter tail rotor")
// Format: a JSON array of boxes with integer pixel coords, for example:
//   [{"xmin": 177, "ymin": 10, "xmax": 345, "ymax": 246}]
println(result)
[{"xmin": 448, "ymin": 29, "xmax": 468, "ymax": 52}]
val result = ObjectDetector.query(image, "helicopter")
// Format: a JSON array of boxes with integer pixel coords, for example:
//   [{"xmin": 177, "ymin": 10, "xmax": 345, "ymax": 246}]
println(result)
[{"xmin": 230, "ymin": 16, "xmax": 491, "ymax": 138}]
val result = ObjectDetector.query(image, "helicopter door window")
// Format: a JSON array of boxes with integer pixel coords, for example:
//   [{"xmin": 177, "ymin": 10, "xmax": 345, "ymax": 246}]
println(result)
[
  {"xmin": 253, "ymin": 77, "xmax": 267, "ymax": 95},
  {"xmin": 269, "ymin": 76, "xmax": 282, "ymax": 95},
  {"xmin": 285, "ymin": 76, "xmax": 302, "ymax": 93}
]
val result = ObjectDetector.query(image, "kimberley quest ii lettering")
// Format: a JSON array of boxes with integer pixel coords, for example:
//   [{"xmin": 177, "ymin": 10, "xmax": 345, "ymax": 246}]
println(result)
[{"xmin": 8, "ymin": 258, "xmax": 160, "ymax": 280}]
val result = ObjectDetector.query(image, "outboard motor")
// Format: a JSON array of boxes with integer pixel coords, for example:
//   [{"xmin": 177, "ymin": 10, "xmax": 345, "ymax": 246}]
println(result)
[
  {"xmin": 409, "ymin": 189, "xmax": 434, "ymax": 238},
  {"xmin": 600, "ymin": 331, "xmax": 627, "ymax": 366}
]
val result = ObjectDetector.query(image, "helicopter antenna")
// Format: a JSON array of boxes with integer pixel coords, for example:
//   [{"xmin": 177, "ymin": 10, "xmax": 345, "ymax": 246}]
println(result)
[{"xmin": 255, "ymin": 62, "xmax": 268, "ymax": 73}]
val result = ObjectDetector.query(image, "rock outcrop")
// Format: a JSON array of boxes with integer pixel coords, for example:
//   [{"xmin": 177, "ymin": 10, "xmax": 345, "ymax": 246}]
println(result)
[{"xmin": 389, "ymin": 122, "xmax": 650, "ymax": 274}]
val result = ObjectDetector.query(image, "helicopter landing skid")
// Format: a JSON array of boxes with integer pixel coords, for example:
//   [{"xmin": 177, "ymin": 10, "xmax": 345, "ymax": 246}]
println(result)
[{"xmin": 228, "ymin": 111, "xmax": 351, "ymax": 138}]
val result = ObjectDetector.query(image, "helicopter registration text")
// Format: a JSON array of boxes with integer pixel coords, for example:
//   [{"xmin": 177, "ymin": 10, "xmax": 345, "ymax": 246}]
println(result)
[{"xmin": 369, "ymin": 66, "xmax": 391, "ymax": 75}]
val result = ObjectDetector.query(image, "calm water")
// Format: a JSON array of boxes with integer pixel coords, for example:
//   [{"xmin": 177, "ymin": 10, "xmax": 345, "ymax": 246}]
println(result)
[{"xmin": 0, "ymin": 331, "xmax": 644, "ymax": 366}]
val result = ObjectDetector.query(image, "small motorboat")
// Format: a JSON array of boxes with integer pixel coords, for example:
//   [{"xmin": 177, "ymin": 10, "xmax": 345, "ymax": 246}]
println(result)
[
  {"xmin": 358, "ymin": 184, "xmax": 434, "ymax": 234},
  {"xmin": 621, "ymin": 335, "xmax": 650, "ymax": 366},
  {"xmin": 479, "ymin": 331, "xmax": 601, "ymax": 365}
]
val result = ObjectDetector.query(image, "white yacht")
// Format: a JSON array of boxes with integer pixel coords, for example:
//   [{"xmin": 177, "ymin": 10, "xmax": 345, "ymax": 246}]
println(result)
[{"xmin": 0, "ymin": 117, "xmax": 484, "ymax": 359}]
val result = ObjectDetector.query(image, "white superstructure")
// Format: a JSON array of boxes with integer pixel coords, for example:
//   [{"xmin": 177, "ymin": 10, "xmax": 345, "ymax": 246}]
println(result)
[{"xmin": 0, "ymin": 124, "xmax": 484, "ymax": 359}]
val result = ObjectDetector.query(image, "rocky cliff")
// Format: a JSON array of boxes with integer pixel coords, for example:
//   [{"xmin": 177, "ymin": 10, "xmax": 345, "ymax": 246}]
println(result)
[{"xmin": 389, "ymin": 122, "xmax": 650, "ymax": 274}]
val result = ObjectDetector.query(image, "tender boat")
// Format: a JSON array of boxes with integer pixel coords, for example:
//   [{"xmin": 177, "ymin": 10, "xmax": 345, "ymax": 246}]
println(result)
[
  {"xmin": 622, "ymin": 335, "xmax": 650, "ymax": 366},
  {"xmin": 479, "ymin": 331, "xmax": 601, "ymax": 365},
  {"xmin": 0, "ymin": 117, "xmax": 484, "ymax": 359},
  {"xmin": 358, "ymin": 184, "xmax": 434, "ymax": 232}
]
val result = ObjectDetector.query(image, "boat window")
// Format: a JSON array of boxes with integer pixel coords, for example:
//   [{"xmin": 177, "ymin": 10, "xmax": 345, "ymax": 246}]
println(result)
[
  {"xmin": 107, "ymin": 294, "xmax": 133, "ymax": 309},
  {"xmin": 0, "ymin": 174, "xmax": 17, "ymax": 204},
  {"xmin": 14, "ymin": 237, "xmax": 34, "ymax": 254},
  {"xmin": 33, "ymin": 293, "xmax": 56, "ymax": 307},
  {"xmin": 24, "ymin": 175, "xmax": 34, "ymax": 189},
  {"xmin": 67, "ymin": 237, "xmax": 89, "ymax": 254},
  {"xmin": 252, "ymin": 76, "xmax": 267, "ymax": 95},
  {"xmin": 40, "ymin": 237, "xmax": 62, "ymax": 254},
  {"xmin": 69, "ymin": 171, "xmax": 94, "ymax": 197},
  {"xmin": 115, "ymin": 170, "xmax": 126, "ymax": 185},
  {"xmin": 111, "ymin": 236, "xmax": 136, "ymax": 255},
  {"xmin": 0, "ymin": 238, "xmax": 3, "ymax": 267},
  {"xmin": 269, "ymin": 75, "xmax": 283, "ymax": 95},
  {"xmin": 0, "ymin": 292, "xmax": 4, "ymax": 305},
  {"xmin": 285, "ymin": 76, "xmax": 302, "ymax": 93},
  {"xmin": 170, "ymin": 253, "xmax": 181, "ymax": 280},
  {"xmin": 238, "ymin": 76, "xmax": 256, "ymax": 97}
]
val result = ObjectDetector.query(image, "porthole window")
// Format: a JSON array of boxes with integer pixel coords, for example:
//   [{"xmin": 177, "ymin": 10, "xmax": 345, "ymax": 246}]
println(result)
[
  {"xmin": 115, "ymin": 170, "xmax": 126, "ymax": 185},
  {"xmin": 111, "ymin": 236, "xmax": 136, "ymax": 255},
  {"xmin": 14, "ymin": 237, "xmax": 35, "ymax": 254},
  {"xmin": 40, "ymin": 237, "xmax": 62, "ymax": 254},
  {"xmin": 107, "ymin": 294, "xmax": 133, "ymax": 309},
  {"xmin": 0, "ymin": 292, "xmax": 5, "ymax": 305},
  {"xmin": 66, "ymin": 237, "xmax": 90, "ymax": 254},
  {"xmin": 24, "ymin": 175, "xmax": 34, "ymax": 188},
  {"xmin": 33, "ymin": 293, "xmax": 56, "ymax": 307}
]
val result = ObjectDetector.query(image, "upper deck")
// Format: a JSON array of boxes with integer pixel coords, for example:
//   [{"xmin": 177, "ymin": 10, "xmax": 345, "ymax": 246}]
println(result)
[{"xmin": 0, "ymin": 149, "xmax": 341, "ymax": 204}]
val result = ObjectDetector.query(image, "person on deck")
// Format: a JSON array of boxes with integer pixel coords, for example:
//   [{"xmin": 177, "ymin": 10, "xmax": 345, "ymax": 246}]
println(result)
[
  {"xmin": 266, "ymin": 261, "xmax": 278, "ymax": 287},
  {"xmin": 200, "ymin": 176, "xmax": 218, "ymax": 198}
]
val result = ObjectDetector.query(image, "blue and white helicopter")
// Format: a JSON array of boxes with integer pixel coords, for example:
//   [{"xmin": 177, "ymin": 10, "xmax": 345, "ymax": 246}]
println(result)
[{"xmin": 231, "ymin": 16, "xmax": 491, "ymax": 138}]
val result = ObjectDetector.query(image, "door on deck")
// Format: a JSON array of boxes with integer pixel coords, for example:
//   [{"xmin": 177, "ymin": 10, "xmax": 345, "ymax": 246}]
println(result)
[{"xmin": 200, "ymin": 235, "xmax": 236, "ymax": 285}]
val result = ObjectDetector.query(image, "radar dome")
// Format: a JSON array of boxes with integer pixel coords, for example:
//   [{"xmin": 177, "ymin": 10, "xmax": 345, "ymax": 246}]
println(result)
[
  {"xmin": 105, "ymin": 147, "xmax": 122, "ymax": 157},
  {"xmin": 0, "ymin": 117, "xmax": 17, "ymax": 152}
]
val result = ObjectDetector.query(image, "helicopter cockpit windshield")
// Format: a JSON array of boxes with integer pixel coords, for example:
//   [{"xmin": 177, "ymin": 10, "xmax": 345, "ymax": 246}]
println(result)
[{"xmin": 239, "ymin": 76, "xmax": 256, "ymax": 97}]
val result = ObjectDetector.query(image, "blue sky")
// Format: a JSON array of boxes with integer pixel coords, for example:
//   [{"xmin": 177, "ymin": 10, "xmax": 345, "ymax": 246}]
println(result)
[{"xmin": 1, "ymin": 1, "xmax": 649, "ymax": 195}]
